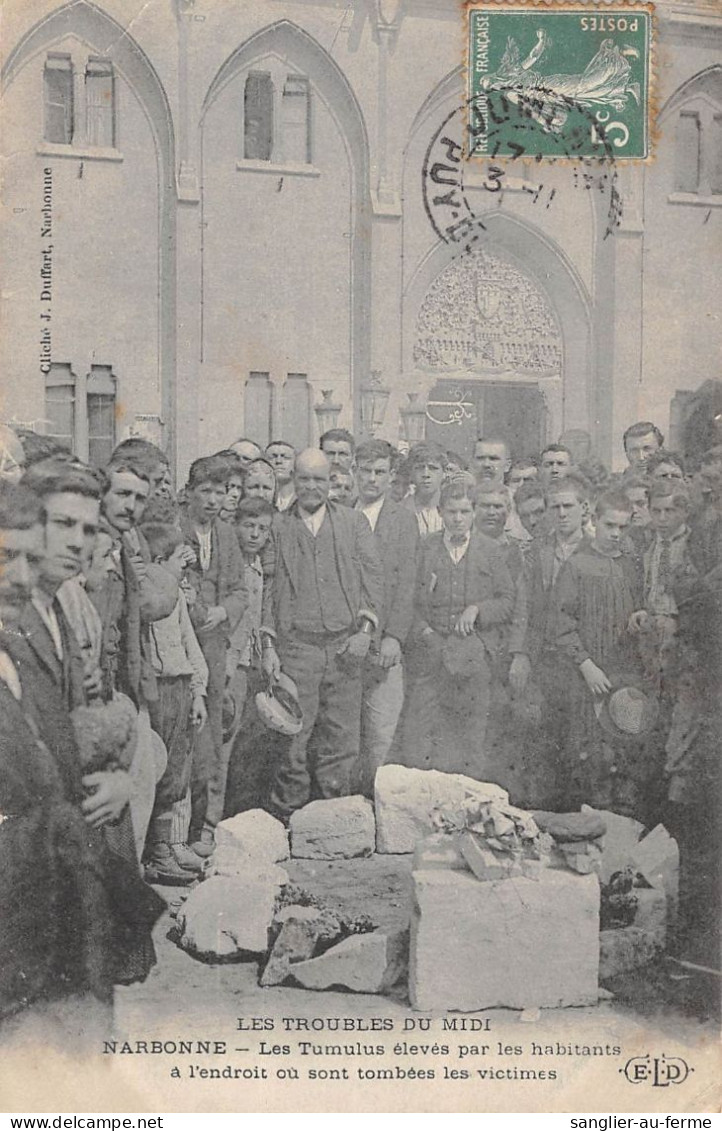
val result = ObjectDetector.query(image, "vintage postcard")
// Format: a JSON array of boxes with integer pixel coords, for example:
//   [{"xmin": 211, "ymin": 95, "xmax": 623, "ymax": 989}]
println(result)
[{"xmin": 0, "ymin": 0, "xmax": 720, "ymax": 1116}]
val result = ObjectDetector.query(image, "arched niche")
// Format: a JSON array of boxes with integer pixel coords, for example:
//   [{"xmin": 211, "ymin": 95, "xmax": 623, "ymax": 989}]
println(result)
[
  {"xmin": 2, "ymin": 0, "xmax": 178, "ymax": 464},
  {"xmin": 200, "ymin": 20, "xmax": 371, "ymax": 429},
  {"xmin": 403, "ymin": 212, "xmax": 594, "ymax": 446}
]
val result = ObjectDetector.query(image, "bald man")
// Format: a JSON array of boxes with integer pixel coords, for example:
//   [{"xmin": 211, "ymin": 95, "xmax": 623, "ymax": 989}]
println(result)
[{"xmin": 261, "ymin": 449, "xmax": 386, "ymax": 818}]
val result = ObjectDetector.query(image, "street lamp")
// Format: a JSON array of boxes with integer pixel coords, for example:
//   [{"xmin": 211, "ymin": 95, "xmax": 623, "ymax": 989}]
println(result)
[
  {"xmin": 314, "ymin": 389, "xmax": 342, "ymax": 434},
  {"xmin": 400, "ymin": 391, "xmax": 427, "ymax": 443},
  {"xmin": 360, "ymin": 370, "xmax": 391, "ymax": 437}
]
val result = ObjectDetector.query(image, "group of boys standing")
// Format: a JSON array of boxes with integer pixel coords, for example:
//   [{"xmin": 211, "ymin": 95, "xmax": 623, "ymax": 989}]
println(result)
[{"xmin": 0, "ymin": 415, "xmax": 719, "ymax": 1035}]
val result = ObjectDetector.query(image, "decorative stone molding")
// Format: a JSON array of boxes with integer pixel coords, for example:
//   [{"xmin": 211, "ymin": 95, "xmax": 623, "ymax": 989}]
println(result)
[{"xmin": 414, "ymin": 249, "xmax": 563, "ymax": 375}]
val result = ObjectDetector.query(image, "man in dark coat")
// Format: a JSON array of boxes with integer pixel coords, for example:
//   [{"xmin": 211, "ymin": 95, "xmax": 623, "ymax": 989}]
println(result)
[
  {"xmin": 354, "ymin": 440, "xmax": 419, "ymax": 795},
  {"xmin": 0, "ymin": 483, "xmax": 163, "ymax": 1051},
  {"xmin": 262, "ymin": 449, "xmax": 386, "ymax": 818},
  {"xmin": 180, "ymin": 455, "xmax": 247, "ymax": 850}
]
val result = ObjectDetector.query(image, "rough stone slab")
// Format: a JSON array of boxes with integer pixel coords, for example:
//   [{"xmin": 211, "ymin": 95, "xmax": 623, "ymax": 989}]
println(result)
[
  {"xmin": 290, "ymin": 930, "xmax": 408, "ymax": 993},
  {"xmin": 410, "ymin": 869, "xmax": 599, "ymax": 1011},
  {"xmin": 459, "ymin": 832, "xmax": 521, "ymax": 881},
  {"xmin": 375, "ymin": 765, "xmax": 508, "ymax": 854},
  {"xmin": 412, "ymin": 833, "xmax": 467, "ymax": 872},
  {"xmin": 599, "ymin": 925, "xmax": 665, "ymax": 980},
  {"xmin": 215, "ymin": 809, "xmax": 289, "ymax": 863},
  {"xmin": 631, "ymin": 825, "xmax": 679, "ymax": 916},
  {"xmin": 633, "ymin": 888, "xmax": 667, "ymax": 944},
  {"xmin": 289, "ymin": 796, "xmax": 375, "ymax": 859},
  {"xmin": 533, "ymin": 810, "xmax": 607, "ymax": 842},
  {"xmin": 260, "ymin": 917, "xmax": 321, "ymax": 986},
  {"xmin": 206, "ymin": 851, "xmax": 288, "ymax": 885},
  {"xmin": 582, "ymin": 805, "xmax": 644, "ymax": 885},
  {"xmin": 174, "ymin": 874, "xmax": 281, "ymax": 958}
]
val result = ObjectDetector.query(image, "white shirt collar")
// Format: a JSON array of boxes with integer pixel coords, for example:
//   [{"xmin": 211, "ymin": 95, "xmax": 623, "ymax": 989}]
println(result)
[
  {"xmin": 443, "ymin": 530, "xmax": 471, "ymax": 563},
  {"xmin": 359, "ymin": 495, "xmax": 385, "ymax": 531},
  {"xmin": 299, "ymin": 503, "xmax": 327, "ymax": 537}
]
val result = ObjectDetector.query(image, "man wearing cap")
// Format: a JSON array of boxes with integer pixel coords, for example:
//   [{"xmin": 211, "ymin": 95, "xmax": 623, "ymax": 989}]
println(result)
[{"xmin": 261, "ymin": 449, "xmax": 386, "ymax": 819}]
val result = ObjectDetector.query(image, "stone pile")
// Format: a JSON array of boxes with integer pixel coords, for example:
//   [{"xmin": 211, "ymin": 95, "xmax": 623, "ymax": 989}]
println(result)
[
  {"xmin": 409, "ymin": 796, "xmax": 601, "ymax": 1011},
  {"xmin": 533, "ymin": 810, "xmax": 607, "ymax": 875},
  {"xmin": 166, "ymin": 770, "xmax": 679, "ymax": 1003}
]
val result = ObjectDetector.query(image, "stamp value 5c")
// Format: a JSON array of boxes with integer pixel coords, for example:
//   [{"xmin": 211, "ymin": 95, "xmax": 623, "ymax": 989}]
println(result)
[{"xmin": 467, "ymin": 3, "xmax": 653, "ymax": 160}]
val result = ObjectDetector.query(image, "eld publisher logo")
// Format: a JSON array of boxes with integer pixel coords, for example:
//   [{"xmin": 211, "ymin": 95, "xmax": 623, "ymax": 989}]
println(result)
[{"xmin": 621, "ymin": 1054, "xmax": 694, "ymax": 1086}]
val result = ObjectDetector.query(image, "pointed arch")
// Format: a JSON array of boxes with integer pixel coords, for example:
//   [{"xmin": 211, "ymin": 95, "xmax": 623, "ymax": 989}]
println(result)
[
  {"xmin": 2, "ymin": 0, "xmax": 178, "ymax": 466},
  {"xmin": 403, "ymin": 211, "xmax": 596, "ymax": 444},
  {"xmin": 200, "ymin": 20, "xmax": 371, "ymax": 429}
]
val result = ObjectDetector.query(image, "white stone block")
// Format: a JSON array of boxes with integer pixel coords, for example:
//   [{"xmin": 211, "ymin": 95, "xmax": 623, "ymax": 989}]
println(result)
[
  {"xmin": 412, "ymin": 833, "xmax": 467, "ymax": 872},
  {"xmin": 215, "ymin": 808, "xmax": 289, "ymax": 863},
  {"xmin": 581, "ymin": 805, "xmax": 644, "ymax": 885},
  {"xmin": 375, "ymin": 765, "xmax": 508, "ymax": 854},
  {"xmin": 631, "ymin": 824, "xmax": 679, "ymax": 917},
  {"xmin": 410, "ymin": 869, "xmax": 599, "ymax": 1011},
  {"xmin": 175, "ymin": 874, "xmax": 281, "ymax": 958},
  {"xmin": 290, "ymin": 931, "xmax": 407, "ymax": 993},
  {"xmin": 290, "ymin": 796, "xmax": 375, "ymax": 859}
]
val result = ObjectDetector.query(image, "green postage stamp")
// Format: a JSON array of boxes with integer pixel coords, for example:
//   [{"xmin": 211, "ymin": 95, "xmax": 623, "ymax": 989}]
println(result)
[{"xmin": 467, "ymin": 3, "xmax": 653, "ymax": 160}]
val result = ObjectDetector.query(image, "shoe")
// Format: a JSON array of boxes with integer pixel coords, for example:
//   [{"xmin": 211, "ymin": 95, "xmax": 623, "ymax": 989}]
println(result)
[
  {"xmin": 190, "ymin": 828, "xmax": 215, "ymax": 858},
  {"xmin": 145, "ymin": 843, "xmax": 196, "ymax": 886},
  {"xmin": 170, "ymin": 842, "xmax": 205, "ymax": 873}
]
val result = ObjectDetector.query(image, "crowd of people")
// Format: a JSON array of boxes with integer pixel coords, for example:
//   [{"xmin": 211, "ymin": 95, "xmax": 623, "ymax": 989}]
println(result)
[{"xmin": 0, "ymin": 417, "xmax": 719, "ymax": 1039}]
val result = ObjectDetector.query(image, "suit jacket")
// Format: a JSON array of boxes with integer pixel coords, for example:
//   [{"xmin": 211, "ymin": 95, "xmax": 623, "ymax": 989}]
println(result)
[
  {"xmin": 368, "ymin": 497, "xmax": 420, "ymax": 646},
  {"xmin": 17, "ymin": 599, "xmax": 87, "ymax": 713},
  {"xmin": 411, "ymin": 530, "xmax": 515, "ymax": 666},
  {"xmin": 263, "ymin": 501, "xmax": 386, "ymax": 640},
  {"xmin": 180, "ymin": 515, "xmax": 247, "ymax": 638},
  {"xmin": 0, "ymin": 637, "xmax": 163, "ymax": 1017},
  {"xmin": 522, "ymin": 533, "xmax": 589, "ymax": 663}
]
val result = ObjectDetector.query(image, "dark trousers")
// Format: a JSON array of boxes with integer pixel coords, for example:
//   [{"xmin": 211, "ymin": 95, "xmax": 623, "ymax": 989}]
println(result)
[
  {"xmin": 394, "ymin": 643, "xmax": 492, "ymax": 779},
  {"xmin": 148, "ymin": 675, "xmax": 193, "ymax": 841},
  {"xmin": 224, "ymin": 667, "xmax": 284, "ymax": 816},
  {"xmin": 269, "ymin": 633, "xmax": 363, "ymax": 817},
  {"xmin": 190, "ymin": 630, "xmax": 227, "ymax": 837}
]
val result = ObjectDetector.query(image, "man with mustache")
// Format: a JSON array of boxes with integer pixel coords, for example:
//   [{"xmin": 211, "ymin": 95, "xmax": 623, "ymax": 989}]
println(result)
[{"xmin": 261, "ymin": 448, "xmax": 385, "ymax": 819}]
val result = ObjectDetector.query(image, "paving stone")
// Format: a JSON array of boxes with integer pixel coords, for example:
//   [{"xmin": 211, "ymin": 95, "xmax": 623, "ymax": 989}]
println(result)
[
  {"xmin": 290, "ymin": 796, "xmax": 376, "ymax": 859},
  {"xmin": 290, "ymin": 930, "xmax": 408, "ymax": 993},
  {"xmin": 412, "ymin": 833, "xmax": 467, "ymax": 872},
  {"xmin": 174, "ymin": 874, "xmax": 281, "ymax": 958},
  {"xmin": 410, "ymin": 869, "xmax": 599, "ymax": 1011},
  {"xmin": 375, "ymin": 765, "xmax": 508, "ymax": 854},
  {"xmin": 599, "ymin": 925, "xmax": 665, "ymax": 980},
  {"xmin": 581, "ymin": 805, "xmax": 644, "ymax": 885},
  {"xmin": 214, "ymin": 808, "xmax": 289, "ymax": 863}
]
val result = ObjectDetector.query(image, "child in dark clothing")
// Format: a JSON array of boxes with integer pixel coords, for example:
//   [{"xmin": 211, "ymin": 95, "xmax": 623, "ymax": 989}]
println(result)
[
  {"xmin": 140, "ymin": 522, "xmax": 208, "ymax": 885},
  {"xmin": 553, "ymin": 490, "xmax": 647, "ymax": 816},
  {"xmin": 395, "ymin": 481, "xmax": 515, "ymax": 779}
]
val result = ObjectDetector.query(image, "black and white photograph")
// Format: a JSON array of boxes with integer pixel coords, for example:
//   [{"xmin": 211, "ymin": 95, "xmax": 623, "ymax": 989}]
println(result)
[{"xmin": 0, "ymin": 0, "xmax": 719, "ymax": 1115}]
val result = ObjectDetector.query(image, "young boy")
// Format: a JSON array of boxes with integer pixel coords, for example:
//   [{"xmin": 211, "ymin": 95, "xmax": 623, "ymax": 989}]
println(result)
[
  {"xmin": 141, "ymin": 521, "xmax": 208, "ymax": 884},
  {"xmin": 180, "ymin": 456, "xmax": 247, "ymax": 854},
  {"xmin": 402, "ymin": 442, "xmax": 447, "ymax": 538},
  {"xmin": 395, "ymin": 481, "xmax": 514, "ymax": 779},
  {"xmin": 553, "ymin": 490, "xmax": 645, "ymax": 815},
  {"xmin": 223, "ymin": 497, "xmax": 277, "ymax": 814}
]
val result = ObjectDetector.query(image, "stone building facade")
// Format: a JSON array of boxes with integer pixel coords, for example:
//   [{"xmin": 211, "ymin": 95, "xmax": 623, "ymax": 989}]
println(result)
[{"xmin": 1, "ymin": 0, "xmax": 720, "ymax": 478}]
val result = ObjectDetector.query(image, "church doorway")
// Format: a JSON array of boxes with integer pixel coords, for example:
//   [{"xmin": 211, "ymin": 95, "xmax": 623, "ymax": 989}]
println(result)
[{"xmin": 425, "ymin": 379, "xmax": 546, "ymax": 463}]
